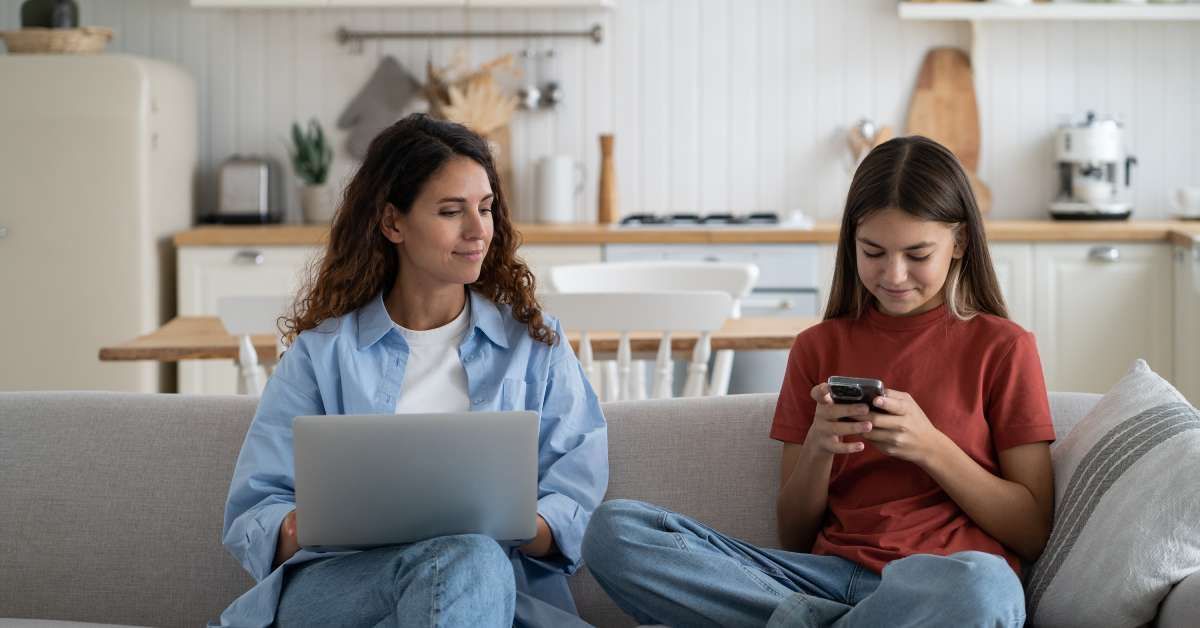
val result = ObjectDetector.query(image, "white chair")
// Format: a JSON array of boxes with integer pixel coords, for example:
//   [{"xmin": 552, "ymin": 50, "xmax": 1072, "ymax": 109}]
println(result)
[
  {"xmin": 547, "ymin": 262, "xmax": 758, "ymax": 396},
  {"xmin": 539, "ymin": 290, "xmax": 734, "ymax": 401},
  {"xmin": 215, "ymin": 295, "xmax": 292, "ymax": 395}
]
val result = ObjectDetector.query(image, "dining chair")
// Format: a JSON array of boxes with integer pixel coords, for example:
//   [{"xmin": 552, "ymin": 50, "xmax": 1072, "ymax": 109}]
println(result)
[
  {"xmin": 538, "ymin": 290, "xmax": 734, "ymax": 401},
  {"xmin": 215, "ymin": 295, "xmax": 292, "ymax": 395},
  {"xmin": 546, "ymin": 261, "xmax": 758, "ymax": 396}
]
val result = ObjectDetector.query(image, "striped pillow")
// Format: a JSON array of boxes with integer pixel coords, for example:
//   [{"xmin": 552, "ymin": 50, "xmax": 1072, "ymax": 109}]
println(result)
[{"xmin": 1028, "ymin": 360, "xmax": 1200, "ymax": 627}]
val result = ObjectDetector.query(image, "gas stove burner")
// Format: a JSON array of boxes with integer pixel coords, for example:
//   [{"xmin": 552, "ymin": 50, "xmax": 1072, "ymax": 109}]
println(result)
[{"xmin": 619, "ymin": 212, "xmax": 781, "ymax": 227}]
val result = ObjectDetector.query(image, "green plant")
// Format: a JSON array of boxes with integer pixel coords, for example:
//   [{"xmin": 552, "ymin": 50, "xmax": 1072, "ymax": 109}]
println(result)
[{"xmin": 290, "ymin": 118, "xmax": 333, "ymax": 186}]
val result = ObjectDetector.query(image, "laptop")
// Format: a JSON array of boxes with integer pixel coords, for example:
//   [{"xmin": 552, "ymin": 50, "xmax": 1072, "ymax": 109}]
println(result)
[{"xmin": 293, "ymin": 411, "xmax": 539, "ymax": 551}]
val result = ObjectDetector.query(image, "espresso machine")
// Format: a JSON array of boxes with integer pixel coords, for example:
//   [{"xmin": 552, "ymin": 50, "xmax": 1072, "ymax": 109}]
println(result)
[{"xmin": 1049, "ymin": 112, "xmax": 1138, "ymax": 220}]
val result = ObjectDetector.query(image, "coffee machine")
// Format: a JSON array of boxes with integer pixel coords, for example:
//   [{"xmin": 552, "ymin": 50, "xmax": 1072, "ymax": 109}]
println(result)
[{"xmin": 1049, "ymin": 111, "xmax": 1138, "ymax": 220}]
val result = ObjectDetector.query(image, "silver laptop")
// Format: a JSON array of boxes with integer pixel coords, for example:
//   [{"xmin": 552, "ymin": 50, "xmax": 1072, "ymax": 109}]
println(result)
[{"xmin": 293, "ymin": 411, "xmax": 539, "ymax": 551}]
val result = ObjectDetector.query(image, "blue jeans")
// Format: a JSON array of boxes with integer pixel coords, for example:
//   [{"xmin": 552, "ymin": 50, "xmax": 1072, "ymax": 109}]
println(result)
[
  {"xmin": 582, "ymin": 500, "xmax": 1026, "ymax": 628},
  {"xmin": 275, "ymin": 534, "xmax": 516, "ymax": 627}
]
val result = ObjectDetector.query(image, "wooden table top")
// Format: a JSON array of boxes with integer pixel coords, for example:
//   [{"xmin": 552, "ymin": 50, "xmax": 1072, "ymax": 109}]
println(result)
[{"xmin": 99, "ymin": 315, "xmax": 819, "ymax": 362}]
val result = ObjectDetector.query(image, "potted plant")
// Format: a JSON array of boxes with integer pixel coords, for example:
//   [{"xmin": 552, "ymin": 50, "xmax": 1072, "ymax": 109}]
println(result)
[{"xmin": 290, "ymin": 118, "xmax": 335, "ymax": 223}]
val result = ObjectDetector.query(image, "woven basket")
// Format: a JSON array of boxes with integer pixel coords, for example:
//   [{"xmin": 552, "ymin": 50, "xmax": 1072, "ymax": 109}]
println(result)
[{"xmin": 0, "ymin": 27, "xmax": 113, "ymax": 54}]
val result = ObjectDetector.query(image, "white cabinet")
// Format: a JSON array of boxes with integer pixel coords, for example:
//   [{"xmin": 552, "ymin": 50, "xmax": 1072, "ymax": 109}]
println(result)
[
  {"xmin": 989, "ymin": 243, "xmax": 1034, "ymax": 331},
  {"xmin": 1175, "ymin": 245, "xmax": 1200, "ymax": 404},
  {"xmin": 816, "ymin": 243, "xmax": 838, "ymax": 315},
  {"xmin": 178, "ymin": 246, "xmax": 321, "ymax": 395},
  {"xmin": 1033, "ymin": 243, "xmax": 1173, "ymax": 394}
]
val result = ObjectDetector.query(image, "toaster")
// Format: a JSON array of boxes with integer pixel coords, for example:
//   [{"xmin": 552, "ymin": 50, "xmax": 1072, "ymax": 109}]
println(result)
[{"xmin": 213, "ymin": 155, "xmax": 281, "ymax": 224}]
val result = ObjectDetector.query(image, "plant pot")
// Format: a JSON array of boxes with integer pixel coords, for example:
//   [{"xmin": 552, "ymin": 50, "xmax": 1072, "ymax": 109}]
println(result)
[{"xmin": 300, "ymin": 184, "xmax": 336, "ymax": 223}]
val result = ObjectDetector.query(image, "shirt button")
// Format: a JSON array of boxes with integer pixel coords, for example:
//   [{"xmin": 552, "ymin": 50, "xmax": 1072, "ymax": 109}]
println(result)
[{"xmin": 474, "ymin": 398, "xmax": 484, "ymax": 405}]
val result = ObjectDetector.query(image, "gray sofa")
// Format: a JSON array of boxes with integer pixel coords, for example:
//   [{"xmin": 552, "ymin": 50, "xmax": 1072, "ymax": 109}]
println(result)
[{"xmin": 1, "ymin": 391, "xmax": 1197, "ymax": 627}]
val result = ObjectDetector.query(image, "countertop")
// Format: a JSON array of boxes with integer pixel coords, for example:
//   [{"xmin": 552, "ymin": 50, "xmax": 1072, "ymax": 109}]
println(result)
[{"xmin": 174, "ymin": 220, "xmax": 1200, "ymax": 247}]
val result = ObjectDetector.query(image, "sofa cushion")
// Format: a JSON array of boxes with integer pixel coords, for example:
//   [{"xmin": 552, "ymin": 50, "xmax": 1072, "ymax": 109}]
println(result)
[
  {"xmin": 0, "ymin": 620, "xmax": 148, "ymax": 628},
  {"xmin": 1027, "ymin": 360, "xmax": 1200, "ymax": 627},
  {"xmin": 0, "ymin": 392, "xmax": 256, "ymax": 627}
]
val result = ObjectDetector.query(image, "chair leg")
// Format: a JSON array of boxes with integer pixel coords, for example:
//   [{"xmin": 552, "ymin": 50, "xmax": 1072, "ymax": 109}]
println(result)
[{"xmin": 710, "ymin": 349, "xmax": 734, "ymax": 396}]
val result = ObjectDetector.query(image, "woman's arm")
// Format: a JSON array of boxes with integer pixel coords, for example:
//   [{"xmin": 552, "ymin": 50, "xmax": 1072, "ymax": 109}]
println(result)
[
  {"xmin": 524, "ymin": 320, "xmax": 609, "ymax": 572},
  {"xmin": 222, "ymin": 343, "xmax": 324, "ymax": 579}
]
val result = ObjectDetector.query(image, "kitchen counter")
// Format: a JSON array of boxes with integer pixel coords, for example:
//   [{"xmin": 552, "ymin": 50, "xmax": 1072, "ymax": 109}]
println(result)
[{"xmin": 173, "ymin": 220, "xmax": 1200, "ymax": 247}]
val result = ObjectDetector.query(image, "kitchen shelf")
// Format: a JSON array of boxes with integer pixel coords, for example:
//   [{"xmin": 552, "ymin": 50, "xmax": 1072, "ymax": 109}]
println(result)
[
  {"xmin": 898, "ymin": 2, "xmax": 1200, "ymax": 22},
  {"xmin": 191, "ymin": 0, "xmax": 614, "ymax": 8}
]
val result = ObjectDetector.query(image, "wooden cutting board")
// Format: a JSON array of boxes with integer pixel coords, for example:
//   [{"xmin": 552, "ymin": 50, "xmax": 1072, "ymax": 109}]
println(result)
[{"xmin": 907, "ymin": 47, "xmax": 989, "ymax": 212}]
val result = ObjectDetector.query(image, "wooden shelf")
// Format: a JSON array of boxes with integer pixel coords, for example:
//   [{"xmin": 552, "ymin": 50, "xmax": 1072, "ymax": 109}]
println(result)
[{"xmin": 898, "ymin": 2, "xmax": 1200, "ymax": 22}]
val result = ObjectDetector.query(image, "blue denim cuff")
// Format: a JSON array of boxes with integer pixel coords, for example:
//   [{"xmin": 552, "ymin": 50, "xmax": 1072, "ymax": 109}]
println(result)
[{"xmin": 537, "ymin": 492, "xmax": 584, "ymax": 574}]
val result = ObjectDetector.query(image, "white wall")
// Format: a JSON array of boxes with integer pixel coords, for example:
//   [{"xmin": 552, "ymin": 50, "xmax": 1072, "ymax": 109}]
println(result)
[{"xmin": 2, "ymin": 0, "xmax": 1197, "ymax": 222}]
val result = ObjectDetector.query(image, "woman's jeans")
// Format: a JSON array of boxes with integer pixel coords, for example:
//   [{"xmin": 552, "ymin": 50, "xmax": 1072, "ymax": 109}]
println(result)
[
  {"xmin": 275, "ymin": 533, "xmax": 515, "ymax": 627},
  {"xmin": 582, "ymin": 499, "xmax": 1026, "ymax": 628}
]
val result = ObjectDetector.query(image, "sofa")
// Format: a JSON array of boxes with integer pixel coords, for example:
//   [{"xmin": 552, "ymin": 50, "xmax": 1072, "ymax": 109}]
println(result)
[{"xmin": 1, "ymin": 391, "xmax": 1197, "ymax": 627}]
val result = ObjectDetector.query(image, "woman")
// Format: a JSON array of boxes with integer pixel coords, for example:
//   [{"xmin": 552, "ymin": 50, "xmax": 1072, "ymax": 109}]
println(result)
[
  {"xmin": 214, "ymin": 114, "xmax": 608, "ymax": 628},
  {"xmin": 582, "ymin": 136, "xmax": 1055, "ymax": 627}
]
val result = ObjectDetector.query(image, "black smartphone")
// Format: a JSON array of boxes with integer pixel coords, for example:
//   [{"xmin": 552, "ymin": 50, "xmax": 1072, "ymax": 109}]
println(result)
[{"xmin": 827, "ymin": 376, "xmax": 886, "ymax": 421}]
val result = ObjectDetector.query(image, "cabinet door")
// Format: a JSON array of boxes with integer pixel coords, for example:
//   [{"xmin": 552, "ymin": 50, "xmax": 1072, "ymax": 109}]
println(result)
[
  {"xmin": 178, "ymin": 246, "xmax": 321, "ymax": 395},
  {"xmin": 1033, "ymin": 243, "xmax": 1173, "ymax": 394},
  {"xmin": 989, "ymin": 243, "xmax": 1034, "ymax": 331},
  {"xmin": 1175, "ymin": 245, "xmax": 1200, "ymax": 404},
  {"xmin": 520, "ymin": 244, "xmax": 603, "ymax": 288}
]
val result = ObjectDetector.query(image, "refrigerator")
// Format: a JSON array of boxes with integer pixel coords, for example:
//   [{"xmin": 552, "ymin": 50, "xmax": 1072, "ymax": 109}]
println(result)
[{"xmin": 0, "ymin": 54, "xmax": 196, "ymax": 392}]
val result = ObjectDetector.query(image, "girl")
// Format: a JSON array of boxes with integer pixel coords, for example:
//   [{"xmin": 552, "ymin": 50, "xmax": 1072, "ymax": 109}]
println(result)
[
  {"xmin": 582, "ymin": 136, "xmax": 1055, "ymax": 627},
  {"xmin": 215, "ymin": 114, "xmax": 608, "ymax": 628}
]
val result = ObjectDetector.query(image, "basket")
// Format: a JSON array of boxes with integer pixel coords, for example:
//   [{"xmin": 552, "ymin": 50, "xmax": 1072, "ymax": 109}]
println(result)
[{"xmin": 0, "ymin": 27, "xmax": 113, "ymax": 54}]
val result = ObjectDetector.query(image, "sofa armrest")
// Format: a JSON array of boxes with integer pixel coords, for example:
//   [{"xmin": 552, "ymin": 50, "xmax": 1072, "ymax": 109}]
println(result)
[{"xmin": 1156, "ymin": 570, "xmax": 1200, "ymax": 628}]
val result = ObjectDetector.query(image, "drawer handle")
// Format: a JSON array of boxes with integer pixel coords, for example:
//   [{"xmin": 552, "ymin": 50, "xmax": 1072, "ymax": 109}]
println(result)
[
  {"xmin": 233, "ymin": 250, "xmax": 265, "ymax": 266},
  {"xmin": 1088, "ymin": 246, "xmax": 1120, "ymax": 263},
  {"xmin": 0, "ymin": 225, "xmax": 7, "ymax": 239}
]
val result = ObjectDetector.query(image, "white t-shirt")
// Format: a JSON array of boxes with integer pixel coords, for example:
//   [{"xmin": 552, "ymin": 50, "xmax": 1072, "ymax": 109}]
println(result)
[{"xmin": 393, "ymin": 301, "xmax": 472, "ymax": 414}]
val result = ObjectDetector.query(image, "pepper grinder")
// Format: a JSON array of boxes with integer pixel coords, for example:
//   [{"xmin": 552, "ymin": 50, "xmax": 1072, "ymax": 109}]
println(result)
[{"xmin": 597, "ymin": 134, "xmax": 617, "ymax": 224}]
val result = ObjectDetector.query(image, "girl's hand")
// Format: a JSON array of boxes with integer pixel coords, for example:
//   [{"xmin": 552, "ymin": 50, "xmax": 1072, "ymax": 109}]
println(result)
[
  {"xmin": 803, "ymin": 383, "xmax": 876, "ymax": 456},
  {"xmin": 863, "ymin": 389, "xmax": 950, "ymax": 466}
]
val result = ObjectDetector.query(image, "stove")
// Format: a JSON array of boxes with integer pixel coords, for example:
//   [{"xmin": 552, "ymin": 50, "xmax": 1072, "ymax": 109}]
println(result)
[{"xmin": 618, "ymin": 212, "xmax": 781, "ymax": 228}]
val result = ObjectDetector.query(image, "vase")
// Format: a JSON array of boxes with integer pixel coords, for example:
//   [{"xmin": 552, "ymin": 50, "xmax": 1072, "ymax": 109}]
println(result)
[{"xmin": 301, "ymin": 184, "xmax": 336, "ymax": 223}]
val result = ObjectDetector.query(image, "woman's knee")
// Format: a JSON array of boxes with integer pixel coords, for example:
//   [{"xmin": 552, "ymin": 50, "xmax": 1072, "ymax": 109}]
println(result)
[
  {"xmin": 431, "ymin": 533, "xmax": 515, "ymax": 592},
  {"xmin": 582, "ymin": 499, "xmax": 661, "ymax": 575}
]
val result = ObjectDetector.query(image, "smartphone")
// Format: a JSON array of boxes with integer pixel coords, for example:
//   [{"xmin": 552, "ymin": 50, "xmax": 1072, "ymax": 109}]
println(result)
[{"xmin": 827, "ymin": 376, "xmax": 886, "ymax": 420}]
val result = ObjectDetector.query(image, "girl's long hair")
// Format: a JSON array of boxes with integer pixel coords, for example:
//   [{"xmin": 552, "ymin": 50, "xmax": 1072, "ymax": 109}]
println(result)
[
  {"xmin": 824, "ymin": 135, "xmax": 1007, "ymax": 321},
  {"xmin": 281, "ymin": 114, "xmax": 554, "ymax": 346}
]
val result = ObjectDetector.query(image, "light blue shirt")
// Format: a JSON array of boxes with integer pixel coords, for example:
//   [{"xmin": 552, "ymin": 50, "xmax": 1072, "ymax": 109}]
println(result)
[{"xmin": 213, "ymin": 290, "xmax": 609, "ymax": 627}]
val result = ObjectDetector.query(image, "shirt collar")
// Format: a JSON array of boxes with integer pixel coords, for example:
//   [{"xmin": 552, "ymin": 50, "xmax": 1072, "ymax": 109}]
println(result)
[{"xmin": 356, "ymin": 289, "xmax": 510, "ymax": 350}]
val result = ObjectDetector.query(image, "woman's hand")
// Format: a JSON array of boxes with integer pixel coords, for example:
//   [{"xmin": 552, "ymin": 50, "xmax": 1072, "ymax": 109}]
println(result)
[
  {"xmin": 273, "ymin": 509, "xmax": 300, "ymax": 570},
  {"xmin": 518, "ymin": 515, "xmax": 556, "ymax": 558},
  {"xmin": 863, "ymin": 389, "xmax": 951, "ymax": 466},
  {"xmin": 803, "ymin": 383, "xmax": 876, "ymax": 456}
]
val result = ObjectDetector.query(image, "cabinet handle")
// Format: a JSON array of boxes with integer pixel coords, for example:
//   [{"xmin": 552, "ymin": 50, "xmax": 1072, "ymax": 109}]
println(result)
[
  {"xmin": 0, "ymin": 225, "xmax": 7, "ymax": 239},
  {"xmin": 233, "ymin": 250, "xmax": 265, "ymax": 266},
  {"xmin": 1088, "ymin": 246, "xmax": 1120, "ymax": 263}
]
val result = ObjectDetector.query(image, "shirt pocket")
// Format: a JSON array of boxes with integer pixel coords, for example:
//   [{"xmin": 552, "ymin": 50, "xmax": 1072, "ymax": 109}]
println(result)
[{"xmin": 498, "ymin": 378, "xmax": 528, "ymax": 411}]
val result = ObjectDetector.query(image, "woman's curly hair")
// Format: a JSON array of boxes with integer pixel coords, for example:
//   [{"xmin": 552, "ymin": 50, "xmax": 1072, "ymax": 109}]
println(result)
[{"xmin": 280, "ymin": 114, "xmax": 555, "ymax": 347}]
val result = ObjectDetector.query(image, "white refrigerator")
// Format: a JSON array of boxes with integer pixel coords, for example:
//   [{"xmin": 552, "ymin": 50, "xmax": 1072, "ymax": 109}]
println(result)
[{"xmin": 0, "ymin": 54, "xmax": 196, "ymax": 392}]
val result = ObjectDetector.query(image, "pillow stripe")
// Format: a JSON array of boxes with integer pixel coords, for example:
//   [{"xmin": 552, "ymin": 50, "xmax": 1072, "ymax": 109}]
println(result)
[{"xmin": 1028, "ymin": 402, "xmax": 1200, "ymax": 614}]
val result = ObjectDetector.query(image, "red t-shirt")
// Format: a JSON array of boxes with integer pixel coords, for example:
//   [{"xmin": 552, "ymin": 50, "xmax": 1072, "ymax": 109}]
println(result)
[{"xmin": 770, "ymin": 302, "xmax": 1056, "ymax": 574}]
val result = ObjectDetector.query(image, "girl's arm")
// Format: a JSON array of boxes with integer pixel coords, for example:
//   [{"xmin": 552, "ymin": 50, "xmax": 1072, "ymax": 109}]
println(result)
[
  {"xmin": 776, "ymin": 383, "xmax": 876, "ymax": 552},
  {"xmin": 866, "ymin": 391, "xmax": 1054, "ymax": 562},
  {"xmin": 922, "ymin": 437, "xmax": 1054, "ymax": 562}
]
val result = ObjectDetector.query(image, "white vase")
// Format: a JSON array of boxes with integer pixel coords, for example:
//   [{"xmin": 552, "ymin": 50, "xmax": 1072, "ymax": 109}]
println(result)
[{"xmin": 300, "ymin": 184, "xmax": 336, "ymax": 223}]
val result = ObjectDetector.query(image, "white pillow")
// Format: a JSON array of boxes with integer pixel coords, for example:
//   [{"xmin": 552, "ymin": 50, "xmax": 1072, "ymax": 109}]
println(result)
[{"xmin": 1027, "ymin": 360, "xmax": 1200, "ymax": 627}]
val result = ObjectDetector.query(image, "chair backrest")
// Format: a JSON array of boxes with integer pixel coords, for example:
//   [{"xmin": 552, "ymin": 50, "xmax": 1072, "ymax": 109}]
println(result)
[
  {"xmin": 547, "ymin": 261, "xmax": 758, "ymax": 316},
  {"xmin": 216, "ymin": 295, "xmax": 292, "ymax": 395},
  {"xmin": 546, "ymin": 262, "xmax": 758, "ymax": 396},
  {"xmin": 539, "ymin": 290, "xmax": 733, "ymax": 401}
]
